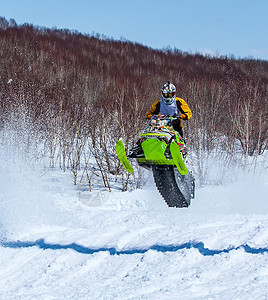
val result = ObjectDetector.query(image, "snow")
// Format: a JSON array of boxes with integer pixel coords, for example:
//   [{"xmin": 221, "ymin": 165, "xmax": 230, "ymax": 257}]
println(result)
[{"xmin": 0, "ymin": 143, "xmax": 268, "ymax": 299}]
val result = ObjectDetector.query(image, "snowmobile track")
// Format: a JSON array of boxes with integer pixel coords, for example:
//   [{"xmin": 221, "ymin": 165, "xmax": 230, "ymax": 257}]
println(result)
[{"xmin": 152, "ymin": 165, "xmax": 190, "ymax": 208}]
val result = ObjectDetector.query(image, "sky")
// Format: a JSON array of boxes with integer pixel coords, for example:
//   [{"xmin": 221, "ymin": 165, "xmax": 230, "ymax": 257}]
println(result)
[{"xmin": 1, "ymin": 0, "xmax": 268, "ymax": 60}]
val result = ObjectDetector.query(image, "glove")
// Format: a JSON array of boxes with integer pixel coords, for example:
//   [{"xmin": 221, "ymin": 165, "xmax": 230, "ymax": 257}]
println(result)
[{"xmin": 180, "ymin": 114, "xmax": 187, "ymax": 120}]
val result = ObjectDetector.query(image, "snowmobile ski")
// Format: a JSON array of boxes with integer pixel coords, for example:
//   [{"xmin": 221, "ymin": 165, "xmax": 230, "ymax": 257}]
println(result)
[{"xmin": 116, "ymin": 139, "xmax": 134, "ymax": 173}]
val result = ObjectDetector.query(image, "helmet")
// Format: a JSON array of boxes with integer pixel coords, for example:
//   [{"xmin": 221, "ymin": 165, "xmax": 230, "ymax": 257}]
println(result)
[{"xmin": 162, "ymin": 81, "xmax": 176, "ymax": 105}]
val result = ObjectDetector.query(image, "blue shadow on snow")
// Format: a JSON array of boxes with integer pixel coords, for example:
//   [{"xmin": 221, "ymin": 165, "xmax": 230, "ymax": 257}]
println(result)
[{"xmin": 1, "ymin": 239, "xmax": 268, "ymax": 256}]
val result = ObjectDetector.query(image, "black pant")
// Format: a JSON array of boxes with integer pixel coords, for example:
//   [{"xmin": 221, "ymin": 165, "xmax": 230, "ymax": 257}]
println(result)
[{"xmin": 173, "ymin": 123, "xmax": 183, "ymax": 138}]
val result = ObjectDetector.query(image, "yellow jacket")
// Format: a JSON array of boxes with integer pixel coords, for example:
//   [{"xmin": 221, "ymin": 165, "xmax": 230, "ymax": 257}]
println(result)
[{"xmin": 145, "ymin": 97, "xmax": 192, "ymax": 127}]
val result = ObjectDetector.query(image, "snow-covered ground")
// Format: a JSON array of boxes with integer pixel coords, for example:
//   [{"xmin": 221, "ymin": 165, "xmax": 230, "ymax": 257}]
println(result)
[{"xmin": 0, "ymin": 144, "xmax": 268, "ymax": 299}]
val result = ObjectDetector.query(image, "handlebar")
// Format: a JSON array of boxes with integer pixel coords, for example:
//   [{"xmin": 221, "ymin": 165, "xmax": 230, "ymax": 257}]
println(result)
[{"xmin": 150, "ymin": 114, "xmax": 181, "ymax": 127}]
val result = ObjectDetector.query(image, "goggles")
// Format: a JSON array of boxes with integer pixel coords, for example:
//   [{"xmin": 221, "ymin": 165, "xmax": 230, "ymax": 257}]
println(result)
[{"xmin": 163, "ymin": 92, "xmax": 175, "ymax": 98}]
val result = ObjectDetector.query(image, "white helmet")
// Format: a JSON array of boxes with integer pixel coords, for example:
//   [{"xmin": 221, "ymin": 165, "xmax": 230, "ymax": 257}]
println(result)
[{"xmin": 162, "ymin": 81, "xmax": 176, "ymax": 105}]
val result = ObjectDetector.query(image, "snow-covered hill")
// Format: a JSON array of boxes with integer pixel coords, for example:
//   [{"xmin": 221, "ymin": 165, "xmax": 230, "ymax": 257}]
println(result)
[{"xmin": 0, "ymin": 145, "xmax": 268, "ymax": 299}]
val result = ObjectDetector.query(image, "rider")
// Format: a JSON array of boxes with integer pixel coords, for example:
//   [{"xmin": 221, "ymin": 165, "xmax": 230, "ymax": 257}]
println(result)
[{"xmin": 145, "ymin": 81, "xmax": 192, "ymax": 138}]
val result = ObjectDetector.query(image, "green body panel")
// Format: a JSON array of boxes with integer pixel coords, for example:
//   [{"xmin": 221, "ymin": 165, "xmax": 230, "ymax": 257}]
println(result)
[
  {"xmin": 138, "ymin": 135, "xmax": 188, "ymax": 175},
  {"xmin": 140, "ymin": 138, "xmax": 169, "ymax": 164},
  {"xmin": 116, "ymin": 139, "xmax": 134, "ymax": 173}
]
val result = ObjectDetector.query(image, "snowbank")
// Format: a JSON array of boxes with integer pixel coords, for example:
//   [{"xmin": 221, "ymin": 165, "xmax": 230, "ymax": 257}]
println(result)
[{"xmin": 0, "ymin": 140, "xmax": 267, "ymax": 299}]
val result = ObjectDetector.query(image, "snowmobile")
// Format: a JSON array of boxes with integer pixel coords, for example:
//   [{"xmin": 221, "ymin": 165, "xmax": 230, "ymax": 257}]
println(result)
[{"xmin": 116, "ymin": 114, "xmax": 195, "ymax": 208}]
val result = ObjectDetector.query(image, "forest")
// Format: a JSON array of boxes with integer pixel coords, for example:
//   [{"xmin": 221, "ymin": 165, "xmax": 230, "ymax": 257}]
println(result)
[{"xmin": 0, "ymin": 17, "xmax": 267, "ymax": 190}]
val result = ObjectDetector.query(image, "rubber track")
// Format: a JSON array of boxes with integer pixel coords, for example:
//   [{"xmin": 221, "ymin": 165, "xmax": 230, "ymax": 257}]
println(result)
[{"xmin": 152, "ymin": 165, "xmax": 190, "ymax": 208}]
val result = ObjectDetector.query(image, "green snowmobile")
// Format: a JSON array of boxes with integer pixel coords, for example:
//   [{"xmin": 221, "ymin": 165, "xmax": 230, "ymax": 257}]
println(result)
[{"xmin": 116, "ymin": 114, "xmax": 195, "ymax": 208}]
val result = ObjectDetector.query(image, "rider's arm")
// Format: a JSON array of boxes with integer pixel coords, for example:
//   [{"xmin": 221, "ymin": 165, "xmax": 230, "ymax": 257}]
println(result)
[
  {"xmin": 176, "ymin": 98, "xmax": 192, "ymax": 120},
  {"xmin": 145, "ymin": 99, "xmax": 161, "ymax": 119}
]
